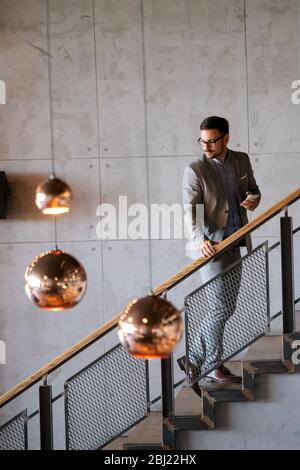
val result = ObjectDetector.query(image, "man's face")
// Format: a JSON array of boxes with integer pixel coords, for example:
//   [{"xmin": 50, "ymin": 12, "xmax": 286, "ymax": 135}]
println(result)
[{"xmin": 199, "ymin": 129, "xmax": 229, "ymax": 159}]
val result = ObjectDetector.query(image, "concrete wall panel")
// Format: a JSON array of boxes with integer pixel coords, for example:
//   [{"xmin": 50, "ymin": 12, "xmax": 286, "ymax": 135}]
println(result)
[
  {"xmin": 55, "ymin": 158, "xmax": 100, "ymax": 241},
  {"xmin": 95, "ymin": 0, "xmax": 145, "ymax": 157},
  {"xmin": 0, "ymin": 100, "xmax": 51, "ymax": 159},
  {"xmin": 247, "ymin": 0, "xmax": 300, "ymax": 153},
  {"xmin": 101, "ymin": 157, "xmax": 148, "ymax": 207},
  {"xmin": 249, "ymin": 153, "xmax": 300, "ymax": 237},
  {"xmin": 148, "ymin": 155, "xmax": 193, "ymax": 205},
  {"xmin": 0, "ymin": 1, "xmax": 49, "ymax": 159},
  {"xmin": 144, "ymin": 0, "xmax": 248, "ymax": 156},
  {"xmin": 102, "ymin": 240, "xmax": 150, "ymax": 322},
  {"xmin": 50, "ymin": 0, "xmax": 99, "ymax": 158}
]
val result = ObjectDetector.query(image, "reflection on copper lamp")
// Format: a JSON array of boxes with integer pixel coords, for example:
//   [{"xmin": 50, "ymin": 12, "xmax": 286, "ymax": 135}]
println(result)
[
  {"xmin": 35, "ymin": 174, "xmax": 72, "ymax": 215},
  {"xmin": 118, "ymin": 295, "xmax": 183, "ymax": 359},
  {"xmin": 25, "ymin": 250, "xmax": 87, "ymax": 311}
]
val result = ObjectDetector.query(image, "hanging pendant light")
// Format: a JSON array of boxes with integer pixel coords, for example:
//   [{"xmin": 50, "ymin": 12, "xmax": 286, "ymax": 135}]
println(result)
[
  {"xmin": 35, "ymin": 174, "xmax": 72, "ymax": 215},
  {"xmin": 25, "ymin": 250, "xmax": 87, "ymax": 310},
  {"xmin": 26, "ymin": 2, "xmax": 86, "ymax": 312},
  {"xmin": 35, "ymin": 0, "xmax": 72, "ymax": 216},
  {"xmin": 118, "ymin": 295, "xmax": 183, "ymax": 359}
]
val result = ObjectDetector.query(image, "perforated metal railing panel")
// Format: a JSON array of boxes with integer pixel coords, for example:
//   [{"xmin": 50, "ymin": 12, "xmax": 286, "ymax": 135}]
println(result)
[
  {"xmin": 65, "ymin": 344, "xmax": 149, "ymax": 450},
  {"xmin": 0, "ymin": 410, "xmax": 27, "ymax": 450},
  {"xmin": 185, "ymin": 243, "xmax": 269, "ymax": 383}
]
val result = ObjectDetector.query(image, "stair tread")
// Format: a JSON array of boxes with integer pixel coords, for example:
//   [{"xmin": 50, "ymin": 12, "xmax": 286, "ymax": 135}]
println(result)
[
  {"xmin": 175, "ymin": 387, "xmax": 202, "ymax": 415},
  {"xmin": 124, "ymin": 411, "xmax": 162, "ymax": 445},
  {"xmin": 103, "ymin": 437, "xmax": 127, "ymax": 450},
  {"xmin": 199, "ymin": 381, "xmax": 242, "ymax": 390},
  {"xmin": 231, "ymin": 335, "xmax": 282, "ymax": 362}
]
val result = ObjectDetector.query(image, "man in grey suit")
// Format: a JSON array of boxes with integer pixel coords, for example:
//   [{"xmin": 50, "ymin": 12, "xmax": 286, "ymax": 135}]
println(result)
[{"xmin": 179, "ymin": 116, "xmax": 261, "ymax": 385}]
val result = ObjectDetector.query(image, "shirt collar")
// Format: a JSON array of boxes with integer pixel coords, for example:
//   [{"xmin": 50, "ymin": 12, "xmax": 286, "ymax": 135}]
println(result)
[{"xmin": 212, "ymin": 149, "xmax": 230, "ymax": 167}]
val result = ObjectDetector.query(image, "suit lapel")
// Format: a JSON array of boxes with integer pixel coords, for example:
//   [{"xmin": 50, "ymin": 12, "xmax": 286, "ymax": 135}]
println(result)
[{"xmin": 230, "ymin": 150, "xmax": 243, "ymax": 201}]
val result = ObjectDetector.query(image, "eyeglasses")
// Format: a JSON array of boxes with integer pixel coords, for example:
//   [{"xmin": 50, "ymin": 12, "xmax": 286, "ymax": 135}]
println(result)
[{"xmin": 197, "ymin": 134, "xmax": 225, "ymax": 147}]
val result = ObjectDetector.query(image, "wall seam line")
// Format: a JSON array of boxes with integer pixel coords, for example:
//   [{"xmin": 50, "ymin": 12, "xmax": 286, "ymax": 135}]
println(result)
[
  {"xmin": 141, "ymin": 0, "xmax": 153, "ymax": 291},
  {"xmin": 92, "ymin": 0, "xmax": 105, "ymax": 328}
]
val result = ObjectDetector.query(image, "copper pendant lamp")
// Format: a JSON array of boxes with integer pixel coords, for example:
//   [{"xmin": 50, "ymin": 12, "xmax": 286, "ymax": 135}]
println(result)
[
  {"xmin": 118, "ymin": 295, "xmax": 183, "ymax": 359},
  {"xmin": 25, "ymin": 250, "xmax": 87, "ymax": 311},
  {"xmin": 35, "ymin": 174, "xmax": 72, "ymax": 215},
  {"xmin": 35, "ymin": 0, "xmax": 72, "ymax": 216}
]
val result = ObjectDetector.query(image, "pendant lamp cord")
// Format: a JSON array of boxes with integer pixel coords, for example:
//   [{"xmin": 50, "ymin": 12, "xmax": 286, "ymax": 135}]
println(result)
[
  {"xmin": 54, "ymin": 216, "xmax": 58, "ymax": 250},
  {"xmin": 46, "ymin": 0, "xmax": 55, "ymax": 177},
  {"xmin": 46, "ymin": 0, "xmax": 58, "ymax": 250}
]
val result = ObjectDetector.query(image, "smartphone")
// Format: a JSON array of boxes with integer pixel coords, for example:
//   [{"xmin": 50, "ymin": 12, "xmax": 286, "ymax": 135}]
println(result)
[{"xmin": 245, "ymin": 193, "xmax": 260, "ymax": 201}]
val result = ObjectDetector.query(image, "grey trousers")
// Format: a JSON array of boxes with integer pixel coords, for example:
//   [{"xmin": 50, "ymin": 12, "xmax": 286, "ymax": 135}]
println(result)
[{"xmin": 189, "ymin": 246, "xmax": 242, "ymax": 373}]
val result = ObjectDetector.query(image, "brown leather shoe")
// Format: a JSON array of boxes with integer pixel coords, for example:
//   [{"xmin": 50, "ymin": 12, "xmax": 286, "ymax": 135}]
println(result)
[
  {"xmin": 177, "ymin": 356, "xmax": 202, "ymax": 398},
  {"xmin": 205, "ymin": 365, "xmax": 242, "ymax": 384}
]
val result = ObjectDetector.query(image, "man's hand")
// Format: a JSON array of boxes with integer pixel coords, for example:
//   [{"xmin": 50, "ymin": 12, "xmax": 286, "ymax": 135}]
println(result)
[
  {"xmin": 200, "ymin": 240, "xmax": 220, "ymax": 257},
  {"xmin": 240, "ymin": 191, "xmax": 260, "ymax": 211}
]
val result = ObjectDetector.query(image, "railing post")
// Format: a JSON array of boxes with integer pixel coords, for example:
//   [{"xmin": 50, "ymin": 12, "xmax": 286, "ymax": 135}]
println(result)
[
  {"xmin": 280, "ymin": 213, "xmax": 295, "ymax": 334},
  {"xmin": 161, "ymin": 355, "xmax": 174, "ymax": 417},
  {"xmin": 39, "ymin": 381, "xmax": 53, "ymax": 450},
  {"xmin": 161, "ymin": 354, "xmax": 175, "ymax": 449}
]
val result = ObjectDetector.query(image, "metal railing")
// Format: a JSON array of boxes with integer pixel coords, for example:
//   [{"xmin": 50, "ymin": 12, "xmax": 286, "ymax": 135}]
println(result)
[
  {"xmin": 65, "ymin": 345, "xmax": 149, "ymax": 450},
  {"xmin": 0, "ymin": 411, "xmax": 27, "ymax": 450},
  {"xmin": 0, "ymin": 188, "xmax": 299, "ymax": 450},
  {"xmin": 185, "ymin": 242, "xmax": 270, "ymax": 384}
]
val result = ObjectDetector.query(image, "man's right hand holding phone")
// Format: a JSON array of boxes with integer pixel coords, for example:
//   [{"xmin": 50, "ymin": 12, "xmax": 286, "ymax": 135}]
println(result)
[{"xmin": 240, "ymin": 191, "xmax": 260, "ymax": 211}]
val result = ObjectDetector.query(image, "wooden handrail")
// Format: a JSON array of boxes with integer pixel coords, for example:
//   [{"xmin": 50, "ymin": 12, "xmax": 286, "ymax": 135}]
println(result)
[{"xmin": 1, "ymin": 187, "xmax": 299, "ymax": 408}]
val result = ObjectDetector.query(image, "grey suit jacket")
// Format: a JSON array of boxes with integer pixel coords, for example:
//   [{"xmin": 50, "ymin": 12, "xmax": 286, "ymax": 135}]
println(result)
[{"xmin": 183, "ymin": 149, "xmax": 261, "ymax": 260}]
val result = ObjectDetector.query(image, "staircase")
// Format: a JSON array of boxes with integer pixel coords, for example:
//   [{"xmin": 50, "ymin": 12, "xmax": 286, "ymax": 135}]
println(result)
[{"xmin": 105, "ymin": 329, "xmax": 300, "ymax": 450}]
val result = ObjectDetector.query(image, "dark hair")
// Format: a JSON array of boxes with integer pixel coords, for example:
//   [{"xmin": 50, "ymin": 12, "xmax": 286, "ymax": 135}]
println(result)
[{"xmin": 200, "ymin": 116, "xmax": 229, "ymax": 134}]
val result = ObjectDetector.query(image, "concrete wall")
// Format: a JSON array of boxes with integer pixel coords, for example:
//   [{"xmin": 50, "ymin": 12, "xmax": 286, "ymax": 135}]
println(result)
[{"xmin": 0, "ymin": 0, "xmax": 300, "ymax": 449}]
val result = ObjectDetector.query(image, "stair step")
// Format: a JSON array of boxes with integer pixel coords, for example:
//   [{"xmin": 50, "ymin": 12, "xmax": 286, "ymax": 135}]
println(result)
[
  {"xmin": 203, "ymin": 386, "xmax": 249, "ymax": 403},
  {"xmin": 232, "ymin": 335, "xmax": 282, "ymax": 362},
  {"xmin": 175, "ymin": 387, "xmax": 202, "ymax": 415},
  {"xmin": 243, "ymin": 359, "xmax": 295, "ymax": 374},
  {"xmin": 175, "ymin": 388, "xmax": 214, "ymax": 430},
  {"xmin": 122, "ymin": 411, "xmax": 162, "ymax": 448},
  {"xmin": 172, "ymin": 415, "xmax": 213, "ymax": 431},
  {"xmin": 103, "ymin": 437, "xmax": 127, "ymax": 450},
  {"xmin": 232, "ymin": 329, "xmax": 300, "ymax": 363},
  {"xmin": 199, "ymin": 382, "xmax": 242, "ymax": 391},
  {"xmin": 119, "ymin": 332, "xmax": 300, "ymax": 449}
]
